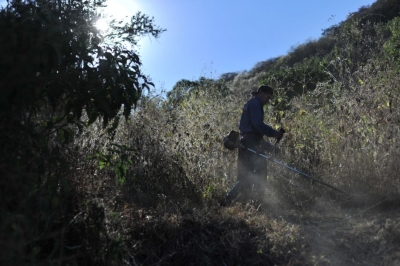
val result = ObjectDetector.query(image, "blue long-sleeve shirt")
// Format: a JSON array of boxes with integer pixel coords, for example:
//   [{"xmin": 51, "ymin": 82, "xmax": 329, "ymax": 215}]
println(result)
[{"xmin": 239, "ymin": 95, "xmax": 277, "ymax": 137}]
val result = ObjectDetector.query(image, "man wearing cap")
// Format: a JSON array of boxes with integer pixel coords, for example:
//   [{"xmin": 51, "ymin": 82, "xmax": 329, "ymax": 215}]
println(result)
[{"xmin": 223, "ymin": 85, "xmax": 283, "ymax": 205}]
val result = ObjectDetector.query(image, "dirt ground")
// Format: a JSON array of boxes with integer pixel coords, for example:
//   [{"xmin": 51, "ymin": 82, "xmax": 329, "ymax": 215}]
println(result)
[
  {"xmin": 108, "ymin": 172, "xmax": 400, "ymax": 266},
  {"xmin": 117, "ymin": 192, "xmax": 400, "ymax": 266},
  {"xmin": 263, "ymin": 196, "xmax": 400, "ymax": 266}
]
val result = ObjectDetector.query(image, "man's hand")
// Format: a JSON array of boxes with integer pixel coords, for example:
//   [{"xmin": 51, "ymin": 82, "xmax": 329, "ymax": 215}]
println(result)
[
  {"xmin": 275, "ymin": 128, "xmax": 286, "ymax": 142},
  {"xmin": 275, "ymin": 131, "xmax": 283, "ymax": 141},
  {"xmin": 261, "ymin": 140, "xmax": 275, "ymax": 154}
]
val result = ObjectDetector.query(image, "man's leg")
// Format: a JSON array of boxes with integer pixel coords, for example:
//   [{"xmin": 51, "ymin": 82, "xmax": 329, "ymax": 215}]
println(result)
[
  {"xmin": 226, "ymin": 135, "xmax": 265, "ymax": 199},
  {"xmin": 252, "ymin": 154, "xmax": 268, "ymax": 199},
  {"xmin": 224, "ymin": 147, "xmax": 251, "ymax": 203}
]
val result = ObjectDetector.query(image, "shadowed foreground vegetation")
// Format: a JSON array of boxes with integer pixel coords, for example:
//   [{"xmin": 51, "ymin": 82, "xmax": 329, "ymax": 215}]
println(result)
[{"xmin": 1, "ymin": 0, "xmax": 400, "ymax": 265}]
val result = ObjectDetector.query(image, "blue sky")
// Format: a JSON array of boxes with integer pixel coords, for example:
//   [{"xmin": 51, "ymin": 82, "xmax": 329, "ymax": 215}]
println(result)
[
  {"xmin": 133, "ymin": 0, "xmax": 377, "ymax": 93},
  {"xmin": 1, "ymin": 0, "xmax": 377, "ymax": 93}
]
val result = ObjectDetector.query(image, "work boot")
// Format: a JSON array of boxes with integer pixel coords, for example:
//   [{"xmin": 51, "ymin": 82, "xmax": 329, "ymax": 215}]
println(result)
[
  {"xmin": 220, "ymin": 190, "xmax": 245, "ymax": 207},
  {"xmin": 252, "ymin": 199, "xmax": 264, "ymax": 211},
  {"xmin": 219, "ymin": 196, "xmax": 230, "ymax": 207},
  {"xmin": 219, "ymin": 191, "xmax": 237, "ymax": 206}
]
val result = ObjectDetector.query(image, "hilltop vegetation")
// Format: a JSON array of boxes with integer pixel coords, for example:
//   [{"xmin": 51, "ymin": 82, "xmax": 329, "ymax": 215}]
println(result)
[{"xmin": 1, "ymin": 0, "xmax": 400, "ymax": 265}]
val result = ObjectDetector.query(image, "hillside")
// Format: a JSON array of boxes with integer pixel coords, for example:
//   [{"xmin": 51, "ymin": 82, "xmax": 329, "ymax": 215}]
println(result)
[
  {"xmin": 1, "ymin": 0, "xmax": 400, "ymax": 265},
  {"xmin": 221, "ymin": 0, "xmax": 400, "ymax": 95}
]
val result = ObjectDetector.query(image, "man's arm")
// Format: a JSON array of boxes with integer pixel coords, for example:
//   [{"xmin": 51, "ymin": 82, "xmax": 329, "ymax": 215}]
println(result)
[{"xmin": 247, "ymin": 98, "xmax": 278, "ymax": 138}]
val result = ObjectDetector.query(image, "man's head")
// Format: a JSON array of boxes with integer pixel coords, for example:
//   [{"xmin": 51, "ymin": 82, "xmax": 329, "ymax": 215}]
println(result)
[{"xmin": 252, "ymin": 85, "xmax": 273, "ymax": 104}]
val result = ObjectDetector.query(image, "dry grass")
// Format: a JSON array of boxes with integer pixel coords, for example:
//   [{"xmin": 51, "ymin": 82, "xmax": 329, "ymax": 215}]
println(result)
[{"xmin": 66, "ymin": 160, "xmax": 400, "ymax": 265}]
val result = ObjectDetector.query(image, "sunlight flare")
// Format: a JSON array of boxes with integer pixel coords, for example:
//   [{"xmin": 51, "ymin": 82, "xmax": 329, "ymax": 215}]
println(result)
[{"xmin": 96, "ymin": 0, "xmax": 140, "ymax": 32}]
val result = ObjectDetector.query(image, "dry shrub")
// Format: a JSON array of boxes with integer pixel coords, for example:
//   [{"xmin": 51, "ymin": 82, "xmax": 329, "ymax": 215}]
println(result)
[
  {"xmin": 280, "ymin": 58, "xmax": 400, "ymax": 200},
  {"xmin": 114, "ymin": 84, "xmax": 248, "ymax": 203}
]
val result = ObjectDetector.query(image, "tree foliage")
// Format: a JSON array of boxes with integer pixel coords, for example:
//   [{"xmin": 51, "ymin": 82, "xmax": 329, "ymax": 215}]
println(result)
[
  {"xmin": 0, "ymin": 0, "xmax": 164, "ymax": 264},
  {"xmin": 0, "ymin": 0, "xmax": 164, "ymax": 130}
]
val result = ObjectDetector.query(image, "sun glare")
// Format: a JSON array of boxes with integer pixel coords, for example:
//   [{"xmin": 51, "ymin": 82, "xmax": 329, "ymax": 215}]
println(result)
[
  {"xmin": 96, "ymin": 0, "xmax": 139, "ymax": 32},
  {"xmin": 96, "ymin": 19, "xmax": 109, "ymax": 32}
]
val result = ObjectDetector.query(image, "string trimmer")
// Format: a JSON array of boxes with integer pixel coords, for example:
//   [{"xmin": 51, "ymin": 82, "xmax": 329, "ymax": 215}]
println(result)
[{"xmin": 223, "ymin": 130, "xmax": 349, "ymax": 196}]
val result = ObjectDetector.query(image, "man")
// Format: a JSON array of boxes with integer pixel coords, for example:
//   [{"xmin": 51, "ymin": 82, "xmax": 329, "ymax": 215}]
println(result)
[{"xmin": 224, "ymin": 85, "xmax": 283, "ymax": 204}]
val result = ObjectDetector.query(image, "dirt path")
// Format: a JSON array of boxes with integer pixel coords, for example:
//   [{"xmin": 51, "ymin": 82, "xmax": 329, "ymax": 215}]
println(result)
[{"xmin": 275, "ymin": 200, "xmax": 400, "ymax": 266}]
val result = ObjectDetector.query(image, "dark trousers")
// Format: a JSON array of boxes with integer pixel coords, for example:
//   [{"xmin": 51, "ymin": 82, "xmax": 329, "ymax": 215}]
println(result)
[{"xmin": 226, "ymin": 134, "xmax": 268, "ymax": 201}]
